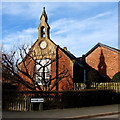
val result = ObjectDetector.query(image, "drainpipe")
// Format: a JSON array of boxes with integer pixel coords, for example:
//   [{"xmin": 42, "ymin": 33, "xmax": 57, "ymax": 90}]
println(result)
[
  {"xmin": 56, "ymin": 45, "xmax": 59, "ymax": 91},
  {"xmin": 82, "ymin": 55, "xmax": 87, "ymax": 83},
  {"xmin": 84, "ymin": 69, "xmax": 86, "ymax": 83}
]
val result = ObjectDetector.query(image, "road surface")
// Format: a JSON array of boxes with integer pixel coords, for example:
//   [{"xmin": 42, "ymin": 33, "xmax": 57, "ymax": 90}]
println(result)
[{"xmin": 2, "ymin": 104, "xmax": 120, "ymax": 119}]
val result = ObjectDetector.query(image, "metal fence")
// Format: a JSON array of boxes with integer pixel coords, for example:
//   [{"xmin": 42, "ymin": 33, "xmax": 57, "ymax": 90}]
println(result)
[
  {"xmin": 3, "ymin": 91, "xmax": 30, "ymax": 111},
  {"xmin": 74, "ymin": 82, "xmax": 120, "ymax": 92},
  {"xmin": 3, "ymin": 89, "xmax": 119, "ymax": 111},
  {"xmin": 3, "ymin": 82, "xmax": 120, "ymax": 111},
  {"xmin": 2, "ymin": 90, "xmax": 62, "ymax": 111}
]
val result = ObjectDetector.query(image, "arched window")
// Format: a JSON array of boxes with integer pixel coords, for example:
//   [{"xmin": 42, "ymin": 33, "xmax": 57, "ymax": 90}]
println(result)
[
  {"xmin": 35, "ymin": 59, "xmax": 51, "ymax": 85},
  {"xmin": 41, "ymin": 26, "xmax": 45, "ymax": 38}
]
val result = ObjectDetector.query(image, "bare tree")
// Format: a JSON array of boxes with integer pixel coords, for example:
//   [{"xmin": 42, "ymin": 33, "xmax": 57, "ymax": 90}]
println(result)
[{"xmin": 2, "ymin": 45, "xmax": 69, "ymax": 91}]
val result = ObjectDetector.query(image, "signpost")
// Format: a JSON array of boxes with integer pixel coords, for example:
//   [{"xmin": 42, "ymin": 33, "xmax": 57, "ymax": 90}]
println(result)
[
  {"xmin": 30, "ymin": 98, "xmax": 45, "ymax": 111},
  {"xmin": 31, "ymin": 98, "xmax": 44, "ymax": 103}
]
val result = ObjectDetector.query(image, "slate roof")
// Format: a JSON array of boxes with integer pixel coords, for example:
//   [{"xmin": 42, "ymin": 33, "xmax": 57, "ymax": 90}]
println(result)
[
  {"xmin": 85, "ymin": 43, "xmax": 120, "ymax": 57},
  {"xmin": 60, "ymin": 48, "xmax": 84, "ymax": 68},
  {"xmin": 60, "ymin": 47, "xmax": 76, "ymax": 60}
]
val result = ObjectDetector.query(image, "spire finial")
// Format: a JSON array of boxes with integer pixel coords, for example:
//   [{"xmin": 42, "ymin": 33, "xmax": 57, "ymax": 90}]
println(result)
[
  {"xmin": 42, "ymin": 7, "xmax": 46, "ymax": 15},
  {"xmin": 40, "ymin": 7, "xmax": 48, "ymax": 21}
]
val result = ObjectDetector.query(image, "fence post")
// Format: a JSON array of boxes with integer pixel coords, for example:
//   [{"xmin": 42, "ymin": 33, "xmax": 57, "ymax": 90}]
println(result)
[
  {"xmin": 39, "ymin": 103, "xmax": 43, "ymax": 111},
  {"xmin": 28, "ymin": 97, "xmax": 31, "ymax": 111}
]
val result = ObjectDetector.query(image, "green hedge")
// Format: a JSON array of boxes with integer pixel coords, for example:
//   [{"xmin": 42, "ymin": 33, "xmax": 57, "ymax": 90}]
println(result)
[
  {"xmin": 60, "ymin": 89, "xmax": 119, "ymax": 108},
  {"xmin": 112, "ymin": 72, "xmax": 120, "ymax": 82}
]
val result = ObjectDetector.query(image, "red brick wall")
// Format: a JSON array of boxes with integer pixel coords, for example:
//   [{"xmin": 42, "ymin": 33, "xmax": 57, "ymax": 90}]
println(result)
[
  {"xmin": 18, "ymin": 56, "xmax": 35, "ymax": 91},
  {"xmin": 58, "ymin": 49, "xmax": 73, "ymax": 91},
  {"xmin": 19, "ymin": 48, "xmax": 74, "ymax": 91},
  {"xmin": 51, "ymin": 48, "xmax": 74, "ymax": 91},
  {"xmin": 86, "ymin": 46, "xmax": 120, "ymax": 79}
]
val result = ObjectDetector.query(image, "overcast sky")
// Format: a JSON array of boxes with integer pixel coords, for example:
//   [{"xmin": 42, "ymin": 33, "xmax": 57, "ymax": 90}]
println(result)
[{"xmin": 2, "ymin": 2, "xmax": 118, "ymax": 57}]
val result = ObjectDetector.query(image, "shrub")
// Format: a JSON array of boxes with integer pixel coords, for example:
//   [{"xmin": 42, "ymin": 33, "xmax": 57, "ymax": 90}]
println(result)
[
  {"xmin": 112, "ymin": 72, "xmax": 120, "ymax": 82},
  {"xmin": 60, "ymin": 89, "xmax": 117, "ymax": 108}
]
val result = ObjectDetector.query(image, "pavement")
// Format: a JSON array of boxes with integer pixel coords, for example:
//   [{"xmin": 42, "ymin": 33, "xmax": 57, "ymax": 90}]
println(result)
[{"xmin": 2, "ymin": 104, "xmax": 120, "ymax": 119}]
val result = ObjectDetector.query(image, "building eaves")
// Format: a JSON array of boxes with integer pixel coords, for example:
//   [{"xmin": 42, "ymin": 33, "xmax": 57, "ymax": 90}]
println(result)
[
  {"xmin": 99, "ymin": 43, "xmax": 120, "ymax": 53},
  {"xmin": 60, "ymin": 48, "xmax": 84, "ymax": 68},
  {"xmin": 85, "ymin": 43, "xmax": 120, "ymax": 57},
  {"xmin": 60, "ymin": 47, "xmax": 76, "ymax": 60}
]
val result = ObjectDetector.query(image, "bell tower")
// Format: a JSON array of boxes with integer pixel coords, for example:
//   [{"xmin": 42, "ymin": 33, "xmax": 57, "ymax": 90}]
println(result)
[{"xmin": 38, "ymin": 7, "xmax": 50, "ymax": 39}]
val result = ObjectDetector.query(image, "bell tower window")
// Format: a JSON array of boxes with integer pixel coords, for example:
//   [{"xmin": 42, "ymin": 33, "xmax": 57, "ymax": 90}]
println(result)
[
  {"xmin": 41, "ymin": 26, "xmax": 46, "ymax": 38},
  {"xmin": 38, "ymin": 8, "xmax": 50, "ymax": 39}
]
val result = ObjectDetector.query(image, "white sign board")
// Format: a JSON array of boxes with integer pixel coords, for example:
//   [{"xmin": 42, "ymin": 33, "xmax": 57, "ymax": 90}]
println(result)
[{"xmin": 31, "ymin": 98, "xmax": 44, "ymax": 103}]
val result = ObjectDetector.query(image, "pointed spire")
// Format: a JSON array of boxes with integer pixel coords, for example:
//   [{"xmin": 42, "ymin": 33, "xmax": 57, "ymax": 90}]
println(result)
[
  {"xmin": 38, "ymin": 7, "xmax": 50, "ymax": 39},
  {"xmin": 40, "ymin": 7, "xmax": 48, "ymax": 21}
]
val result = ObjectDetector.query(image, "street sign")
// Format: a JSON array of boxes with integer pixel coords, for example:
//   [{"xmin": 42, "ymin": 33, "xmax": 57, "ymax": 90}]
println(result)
[{"xmin": 31, "ymin": 98, "xmax": 44, "ymax": 103}]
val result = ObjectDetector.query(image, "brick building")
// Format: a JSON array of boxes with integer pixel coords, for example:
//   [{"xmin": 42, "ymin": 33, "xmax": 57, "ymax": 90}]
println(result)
[
  {"xmin": 19, "ymin": 8, "xmax": 120, "ymax": 91},
  {"xmin": 85, "ymin": 43, "xmax": 120, "ymax": 80},
  {"xmin": 19, "ymin": 7, "xmax": 85, "ymax": 91}
]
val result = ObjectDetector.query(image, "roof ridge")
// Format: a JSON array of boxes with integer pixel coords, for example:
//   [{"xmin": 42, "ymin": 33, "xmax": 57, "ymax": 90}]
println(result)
[
  {"xmin": 98, "ymin": 43, "xmax": 120, "ymax": 53},
  {"xmin": 85, "ymin": 43, "xmax": 120, "ymax": 57}
]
